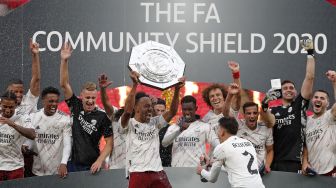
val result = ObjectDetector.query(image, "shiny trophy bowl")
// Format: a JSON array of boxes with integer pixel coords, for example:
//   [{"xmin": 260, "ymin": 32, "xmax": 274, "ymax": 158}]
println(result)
[{"xmin": 129, "ymin": 41, "xmax": 185, "ymax": 90}]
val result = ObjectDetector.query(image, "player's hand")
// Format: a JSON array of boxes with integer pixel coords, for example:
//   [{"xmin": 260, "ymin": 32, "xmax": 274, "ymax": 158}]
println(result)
[
  {"xmin": 196, "ymin": 164, "xmax": 203, "ymax": 175},
  {"xmin": 301, "ymin": 161, "xmax": 311, "ymax": 175},
  {"xmin": 90, "ymin": 160, "xmax": 103, "ymax": 174},
  {"xmin": 58, "ymin": 164, "xmax": 68, "ymax": 178},
  {"xmin": 177, "ymin": 117, "xmax": 190, "ymax": 132},
  {"xmin": 228, "ymin": 61, "xmax": 240, "ymax": 73},
  {"xmin": 61, "ymin": 42, "xmax": 73, "ymax": 60},
  {"xmin": 326, "ymin": 70, "xmax": 336, "ymax": 83},
  {"xmin": 228, "ymin": 83, "xmax": 240, "ymax": 95},
  {"xmin": 0, "ymin": 117, "xmax": 15, "ymax": 127},
  {"xmin": 300, "ymin": 38, "xmax": 314, "ymax": 51},
  {"xmin": 98, "ymin": 74, "xmax": 112, "ymax": 89},
  {"xmin": 21, "ymin": 145, "xmax": 29, "ymax": 154},
  {"xmin": 30, "ymin": 38, "xmax": 40, "ymax": 55},
  {"xmin": 130, "ymin": 71, "xmax": 140, "ymax": 85},
  {"xmin": 150, "ymin": 96, "xmax": 158, "ymax": 105},
  {"xmin": 200, "ymin": 154, "xmax": 211, "ymax": 167},
  {"xmin": 176, "ymin": 76, "xmax": 186, "ymax": 89},
  {"xmin": 265, "ymin": 165, "xmax": 271, "ymax": 174}
]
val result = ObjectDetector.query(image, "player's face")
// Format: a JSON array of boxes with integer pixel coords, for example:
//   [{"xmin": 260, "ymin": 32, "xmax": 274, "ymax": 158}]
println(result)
[
  {"xmin": 281, "ymin": 83, "xmax": 297, "ymax": 101},
  {"xmin": 1, "ymin": 99, "xmax": 16, "ymax": 118},
  {"xmin": 43, "ymin": 93, "xmax": 59, "ymax": 116},
  {"xmin": 153, "ymin": 104, "xmax": 166, "ymax": 116},
  {"xmin": 80, "ymin": 89, "xmax": 97, "ymax": 112},
  {"xmin": 243, "ymin": 106, "xmax": 259, "ymax": 129},
  {"xmin": 136, "ymin": 97, "xmax": 153, "ymax": 123},
  {"xmin": 311, "ymin": 91, "xmax": 329, "ymax": 116},
  {"xmin": 209, "ymin": 88, "xmax": 224, "ymax": 111},
  {"xmin": 182, "ymin": 102, "xmax": 197, "ymax": 122},
  {"xmin": 8, "ymin": 84, "xmax": 24, "ymax": 105}
]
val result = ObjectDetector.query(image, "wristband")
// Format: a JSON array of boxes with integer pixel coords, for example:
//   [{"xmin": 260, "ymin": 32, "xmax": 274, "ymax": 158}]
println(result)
[
  {"xmin": 261, "ymin": 98, "xmax": 269, "ymax": 112},
  {"xmin": 307, "ymin": 49, "xmax": 314, "ymax": 56},
  {"xmin": 232, "ymin": 72, "xmax": 240, "ymax": 79}
]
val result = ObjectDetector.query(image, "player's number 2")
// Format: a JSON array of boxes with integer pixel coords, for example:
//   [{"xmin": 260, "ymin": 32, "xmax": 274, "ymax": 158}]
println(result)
[{"xmin": 242, "ymin": 151, "xmax": 258, "ymax": 175}]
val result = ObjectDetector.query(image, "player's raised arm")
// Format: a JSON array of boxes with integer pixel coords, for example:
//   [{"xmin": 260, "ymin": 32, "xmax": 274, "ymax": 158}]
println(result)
[
  {"xmin": 162, "ymin": 77, "xmax": 186, "ymax": 122},
  {"xmin": 29, "ymin": 39, "xmax": 41, "ymax": 97},
  {"xmin": 59, "ymin": 42, "xmax": 74, "ymax": 100},
  {"xmin": 222, "ymin": 83, "xmax": 240, "ymax": 117},
  {"xmin": 98, "ymin": 74, "xmax": 114, "ymax": 118},
  {"xmin": 120, "ymin": 71, "xmax": 139, "ymax": 128},
  {"xmin": 300, "ymin": 39, "xmax": 315, "ymax": 100}
]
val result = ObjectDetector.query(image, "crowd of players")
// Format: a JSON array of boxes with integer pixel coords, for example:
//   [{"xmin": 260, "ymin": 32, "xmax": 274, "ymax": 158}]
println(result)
[{"xmin": 0, "ymin": 38, "xmax": 335, "ymax": 188}]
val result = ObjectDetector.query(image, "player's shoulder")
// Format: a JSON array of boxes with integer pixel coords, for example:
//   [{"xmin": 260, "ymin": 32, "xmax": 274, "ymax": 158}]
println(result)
[
  {"xmin": 56, "ymin": 110, "xmax": 68, "ymax": 116},
  {"xmin": 257, "ymin": 121, "xmax": 271, "ymax": 130},
  {"xmin": 194, "ymin": 120, "xmax": 210, "ymax": 127}
]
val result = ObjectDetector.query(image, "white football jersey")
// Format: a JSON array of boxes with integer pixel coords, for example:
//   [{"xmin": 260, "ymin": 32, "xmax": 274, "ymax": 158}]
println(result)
[
  {"xmin": 305, "ymin": 110, "xmax": 336, "ymax": 174},
  {"xmin": 109, "ymin": 121, "xmax": 126, "ymax": 169},
  {"xmin": 237, "ymin": 120, "xmax": 273, "ymax": 167},
  {"xmin": 0, "ymin": 115, "xmax": 33, "ymax": 171},
  {"xmin": 202, "ymin": 109, "xmax": 239, "ymax": 155},
  {"xmin": 27, "ymin": 109, "xmax": 71, "ymax": 176},
  {"xmin": 164, "ymin": 120, "xmax": 219, "ymax": 167},
  {"xmin": 122, "ymin": 115, "xmax": 166, "ymax": 172},
  {"xmin": 203, "ymin": 109, "xmax": 239, "ymax": 134},
  {"xmin": 14, "ymin": 89, "xmax": 39, "ymax": 117},
  {"xmin": 204, "ymin": 136, "xmax": 264, "ymax": 188}
]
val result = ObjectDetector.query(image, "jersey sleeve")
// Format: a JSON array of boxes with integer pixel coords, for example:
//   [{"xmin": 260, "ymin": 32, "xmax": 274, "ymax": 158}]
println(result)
[
  {"xmin": 201, "ymin": 145, "xmax": 224, "ymax": 183},
  {"xmin": 118, "ymin": 118, "xmax": 132, "ymax": 134},
  {"xmin": 153, "ymin": 115, "xmax": 168, "ymax": 129},
  {"xmin": 229, "ymin": 108, "xmax": 239, "ymax": 119},
  {"xmin": 206, "ymin": 123, "xmax": 220, "ymax": 148},
  {"xmin": 61, "ymin": 118, "xmax": 72, "ymax": 164},
  {"xmin": 161, "ymin": 124, "xmax": 180, "ymax": 147},
  {"xmin": 22, "ymin": 89, "xmax": 39, "ymax": 114},
  {"xmin": 266, "ymin": 127, "xmax": 274, "ymax": 146},
  {"xmin": 65, "ymin": 94, "xmax": 82, "ymax": 114},
  {"xmin": 102, "ymin": 114, "xmax": 113, "ymax": 138},
  {"xmin": 294, "ymin": 93, "xmax": 310, "ymax": 113}
]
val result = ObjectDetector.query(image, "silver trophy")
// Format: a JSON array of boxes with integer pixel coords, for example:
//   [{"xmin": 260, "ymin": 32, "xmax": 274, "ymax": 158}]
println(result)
[{"xmin": 129, "ymin": 41, "xmax": 185, "ymax": 90}]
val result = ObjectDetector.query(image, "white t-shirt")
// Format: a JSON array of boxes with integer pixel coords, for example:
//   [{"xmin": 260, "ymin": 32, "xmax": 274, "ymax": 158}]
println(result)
[
  {"xmin": 109, "ymin": 121, "xmax": 126, "ymax": 169},
  {"xmin": 122, "ymin": 115, "xmax": 166, "ymax": 172},
  {"xmin": 305, "ymin": 110, "xmax": 336, "ymax": 174},
  {"xmin": 203, "ymin": 109, "xmax": 239, "ymax": 155},
  {"xmin": 26, "ymin": 109, "xmax": 71, "ymax": 176},
  {"xmin": 237, "ymin": 120, "xmax": 273, "ymax": 167},
  {"xmin": 203, "ymin": 109, "xmax": 239, "ymax": 136},
  {"xmin": 163, "ymin": 120, "xmax": 219, "ymax": 167},
  {"xmin": 14, "ymin": 89, "xmax": 39, "ymax": 117},
  {"xmin": 202, "ymin": 136, "xmax": 265, "ymax": 188},
  {"xmin": 0, "ymin": 115, "xmax": 33, "ymax": 171}
]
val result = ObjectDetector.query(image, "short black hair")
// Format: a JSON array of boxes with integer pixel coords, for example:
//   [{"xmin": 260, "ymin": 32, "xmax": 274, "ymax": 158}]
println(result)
[
  {"xmin": 242, "ymin": 102, "xmax": 258, "ymax": 113},
  {"xmin": 218, "ymin": 117, "xmax": 238, "ymax": 135},
  {"xmin": 314, "ymin": 89, "xmax": 329, "ymax": 98},
  {"xmin": 155, "ymin": 98, "xmax": 166, "ymax": 107},
  {"xmin": 1, "ymin": 91, "xmax": 17, "ymax": 103},
  {"xmin": 281, "ymin": 80, "xmax": 295, "ymax": 87},
  {"xmin": 41, "ymin": 87, "xmax": 60, "ymax": 99},
  {"xmin": 7, "ymin": 79, "xmax": 24, "ymax": 89},
  {"xmin": 181, "ymin": 95, "xmax": 197, "ymax": 105},
  {"xmin": 135, "ymin": 92, "xmax": 149, "ymax": 105}
]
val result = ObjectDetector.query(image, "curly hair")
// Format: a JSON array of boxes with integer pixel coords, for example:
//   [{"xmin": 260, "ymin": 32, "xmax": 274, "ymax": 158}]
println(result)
[{"xmin": 202, "ymin": 84, "xmax": 227, "ymax": 107}]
